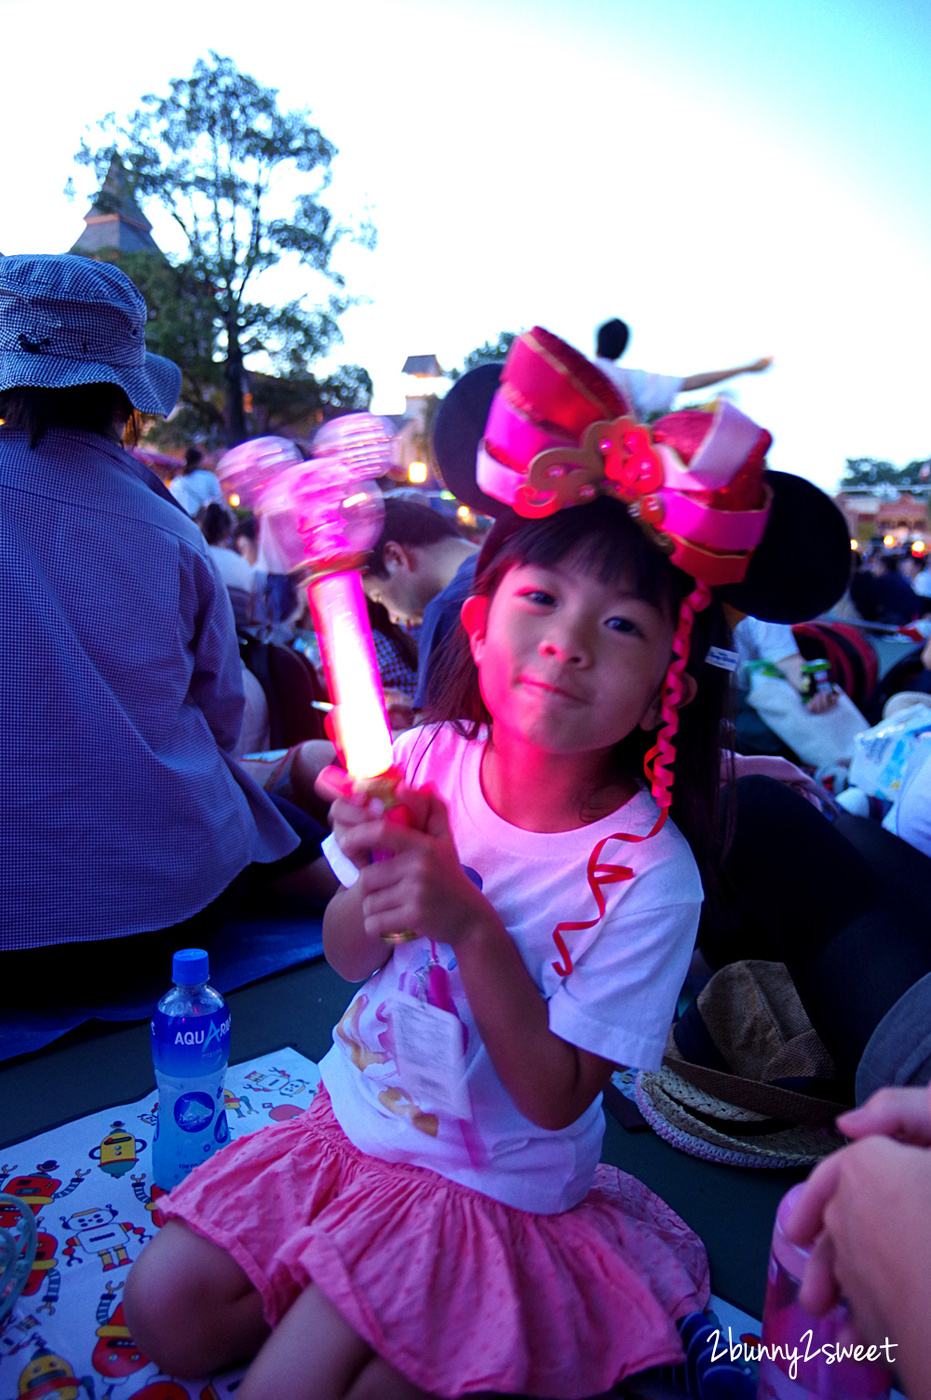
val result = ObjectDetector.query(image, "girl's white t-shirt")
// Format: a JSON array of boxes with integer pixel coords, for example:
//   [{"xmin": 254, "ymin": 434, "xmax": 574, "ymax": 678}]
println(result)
[{"xmin": 320, "ymin": 724, "xmax": 702, "ymax": 1213}]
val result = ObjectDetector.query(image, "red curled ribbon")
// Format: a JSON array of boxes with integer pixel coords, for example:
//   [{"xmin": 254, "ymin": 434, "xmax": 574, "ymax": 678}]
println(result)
[{"xmin": 550, "ymin": 809, "xmax": 669, "ymax": 977}]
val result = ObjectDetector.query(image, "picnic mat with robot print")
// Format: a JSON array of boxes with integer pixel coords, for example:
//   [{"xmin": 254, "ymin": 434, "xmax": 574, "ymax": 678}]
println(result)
[{"xmin": 0, "ymin": 1047, "xmax": 320, "ymax": 1398}]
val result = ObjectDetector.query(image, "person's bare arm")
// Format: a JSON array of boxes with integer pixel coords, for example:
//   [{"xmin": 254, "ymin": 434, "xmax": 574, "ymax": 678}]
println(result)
[
  {"xmin": 680, "ymin": 356, "xmax": 773, "ymax": 393},
  {"xmin": 777, "ymin": 652, "xmax": 838, "ymax": 714},
  {"xmin": 322, "ymin": 880, "xmax": 393, "ymax": 982},
  {"xmin": 316, "ymin": 767, "xmax": 396, "ymax": 982}
]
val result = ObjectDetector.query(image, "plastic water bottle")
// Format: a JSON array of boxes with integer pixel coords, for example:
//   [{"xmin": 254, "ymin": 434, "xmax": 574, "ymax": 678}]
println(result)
[
  {"xmin": 758, "ymin": 1183, "xmax": 892, "ymax": 1399},
  {"xmin": 151, "ymin": 949, "xmax": 231, "ymax": 1191}
]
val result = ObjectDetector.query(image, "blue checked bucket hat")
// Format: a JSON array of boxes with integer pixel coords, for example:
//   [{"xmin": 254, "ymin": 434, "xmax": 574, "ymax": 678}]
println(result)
[{"xmin": 0, "ymin": 254, "xmax": 181, "ymax": 416}]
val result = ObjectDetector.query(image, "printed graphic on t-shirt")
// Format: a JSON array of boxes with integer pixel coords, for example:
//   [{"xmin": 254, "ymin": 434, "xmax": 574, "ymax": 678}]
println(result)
[{"xmin": 337, "ymin": 945, "xmax": 472, "ymax": 1135}]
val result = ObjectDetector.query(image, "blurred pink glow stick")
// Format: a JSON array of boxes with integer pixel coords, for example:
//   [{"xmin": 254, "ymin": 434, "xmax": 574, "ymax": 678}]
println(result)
[
  {"xmin": 218, "ymin": 419, "xmax": 397, "ymax": 779},
  {"xmin": 308, "ymin": 570, "xmax": 393, "ymax": 779}
]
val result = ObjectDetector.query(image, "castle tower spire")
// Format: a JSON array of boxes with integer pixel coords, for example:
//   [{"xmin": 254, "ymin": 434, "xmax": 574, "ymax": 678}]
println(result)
[{"xmin": 70, "ymin": 154, "xmax": 162, "ymax": 257}]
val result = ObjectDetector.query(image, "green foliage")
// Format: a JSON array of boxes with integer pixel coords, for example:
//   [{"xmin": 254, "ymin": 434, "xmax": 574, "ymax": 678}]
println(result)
[
  {"xmin": 841, "ymin": 457, "xmax": 931, "ymax": 491},
  {"xmin": 76, "ymin": 53, "xmax": 375, "ymax": 444},
  {"xmin": 89, "ymin": 250, "xmax": 225, "ymax": 445},
  {"xmin": 450, "ymin": 331, "xmax": 518, "ymax": 380},
  {"xmin": 250, "ymin": 364, "xmax": 373, "ymax": 438}
]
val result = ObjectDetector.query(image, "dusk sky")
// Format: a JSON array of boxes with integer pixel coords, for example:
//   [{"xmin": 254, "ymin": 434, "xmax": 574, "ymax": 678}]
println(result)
[{"xmin": 2, "ymin": 0, "xmax": 928, "ymax": 492}]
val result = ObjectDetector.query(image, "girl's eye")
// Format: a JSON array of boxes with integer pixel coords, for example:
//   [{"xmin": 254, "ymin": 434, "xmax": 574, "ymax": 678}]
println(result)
[
  {"xmin": 519, "ymin": 589, "xmax": 556, "ymax": 606},
  {"xmin": 606, "ymin": 616, "xmax": 643, "ymax": 636}
]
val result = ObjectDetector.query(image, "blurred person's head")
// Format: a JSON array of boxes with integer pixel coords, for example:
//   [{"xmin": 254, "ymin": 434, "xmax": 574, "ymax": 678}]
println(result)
[
  {"xmin": 233, "ymin": 514, "xmax": 259, "ymax": 566},
  {"xmin": 196, "ymin": 501, "xmax": 235, "ymax": 547},
  {"xmin": 363, "ymin": 496, "xmax": 476, "ymax": 625},
  {"xmin": 0, "ymin": 254, "xmax": 180, "ymax": 449},
  {"xmin": 183, "ymin": 445, "xmax": 204, "ymax": 474},
  {"xmin": 595, "ymin": 318, "xmax": 631, "ymax": 362}
]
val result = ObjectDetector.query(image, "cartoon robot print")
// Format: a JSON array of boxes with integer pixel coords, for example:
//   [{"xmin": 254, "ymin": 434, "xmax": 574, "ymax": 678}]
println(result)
[
  {"xmin": 131, "ymin": 1383, "xmax": 189, "ymax": 1400},
  {"xmin": 13, "ymin": 1338, "xmax": 94, "ymax": 1398},
  {"xmin": 12, "ymin": 1221, "xmax": 60, "ymax": 1316},
  {"xmin": 61, "ymin": 1207, "xmax": 146, "ymax": 1273},
  {"xmin": 199, "ymin": 1374, "xmax": 244, "ymax": 1399},
  {"xmin": 221, "ymin": 1087, "xmax": 257, "ymax": 1121},
  {"xmin": 90, "ymin": 1282, "xmax": 150, "ymax": 1395},
  {"xmin": 129, "ymin": 1177, "xmax": 169, "ymax": 1231},
  {"xmin": 0, "ymin": 1163, "xmax": 89, "ymax": 1216},
  {"xmin": 88, "ymin": 1126, "xmax": 147, "ymax": 1182}
]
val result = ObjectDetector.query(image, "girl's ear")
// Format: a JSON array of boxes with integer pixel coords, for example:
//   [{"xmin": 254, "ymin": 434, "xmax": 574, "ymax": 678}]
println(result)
[
  {"xmin": 678, "ymin": 672, "xmax": 698, "ymax": 709},
  {"xmin": 461, "ymin": 594, "xmax": 489, "ymax": 665},
  {"xmin": 639, "ymin": 671, "xmax": 698, "ymax": 732}
]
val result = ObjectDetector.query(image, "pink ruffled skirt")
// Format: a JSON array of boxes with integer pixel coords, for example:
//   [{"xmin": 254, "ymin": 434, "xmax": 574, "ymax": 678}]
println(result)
[{"xmin": 160, "ymin": 1090, "xmax": 708, "ymax": 1398}]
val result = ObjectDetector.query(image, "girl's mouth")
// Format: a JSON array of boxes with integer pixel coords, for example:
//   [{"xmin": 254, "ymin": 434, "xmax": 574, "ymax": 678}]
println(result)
[{"xmin": 520, "ymin": 675, "xmax": 585, "ymax": 703}]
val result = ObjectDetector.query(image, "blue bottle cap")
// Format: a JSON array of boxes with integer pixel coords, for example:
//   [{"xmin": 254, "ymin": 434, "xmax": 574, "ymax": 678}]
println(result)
[{"xmin": 172, "ymin": 948, "xmax": 209, "ymax": 986}]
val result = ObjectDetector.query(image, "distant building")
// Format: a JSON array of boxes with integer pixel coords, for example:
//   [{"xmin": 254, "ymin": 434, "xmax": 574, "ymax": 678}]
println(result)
[
  {"xmin": 70, "ymin": 155, "xmax": 163, "ymax": 258},
  {"xmin": 837, "ymin": 490, "xmax": 929, "ymax": 546},
  {"xmin": 391, "ymin": 354, "xmax": 448, "ymax": 484}
]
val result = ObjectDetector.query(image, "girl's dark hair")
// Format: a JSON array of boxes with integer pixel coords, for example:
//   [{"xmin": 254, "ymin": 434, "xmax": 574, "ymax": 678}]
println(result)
[
  {"xmin": 0, "ymin": 383, "xmax": 139, "ymax": 449},
  {"xmin": 423, "ymin": 497, "xmax": 733, "ymax": 884},
  {"xmin": 196, "ymin": 501, "xmax": 234, "ymax": 547}
]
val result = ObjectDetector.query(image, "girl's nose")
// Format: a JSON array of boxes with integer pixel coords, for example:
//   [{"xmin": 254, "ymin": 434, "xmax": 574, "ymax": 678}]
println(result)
[{"xmin": 539, "ymin": 624, "xmax": 591, "ymax": 665}]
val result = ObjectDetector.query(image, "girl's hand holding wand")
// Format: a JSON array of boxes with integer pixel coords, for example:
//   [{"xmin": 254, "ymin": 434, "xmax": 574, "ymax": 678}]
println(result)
[
  {"xmin": 349, "ymin": 793, "xmax": 502, "ymax": 951},
  {"xmin": 318, "ymin": 762, "xmax": 498, "ymax": 947}
]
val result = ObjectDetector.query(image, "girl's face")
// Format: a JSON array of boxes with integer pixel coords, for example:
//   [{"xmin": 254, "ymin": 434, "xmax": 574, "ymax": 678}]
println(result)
[{"xmin": 463, "ymin": 558, "xmax": 689, "ymax": 762}]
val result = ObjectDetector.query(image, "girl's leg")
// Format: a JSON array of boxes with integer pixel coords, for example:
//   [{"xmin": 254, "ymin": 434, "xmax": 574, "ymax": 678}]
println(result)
[
  {"xmin": 124, "ymin": 1219, "xmax": 270, "ymax": 1377},
  {"xmin": 236, "ymin": 1284, "xmax": 433, "ymax": 1400}
]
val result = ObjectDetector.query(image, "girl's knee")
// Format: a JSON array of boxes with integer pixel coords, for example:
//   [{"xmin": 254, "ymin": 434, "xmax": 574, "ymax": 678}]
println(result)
[{"xmin": 124, "ymin": 1219, "xmax": 257, "ymax": 1377}]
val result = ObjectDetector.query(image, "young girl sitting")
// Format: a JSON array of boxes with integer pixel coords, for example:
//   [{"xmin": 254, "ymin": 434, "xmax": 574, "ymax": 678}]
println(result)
[{"xmin": 124, "ymin": 328, "xmax": 849, "ymax": 1399}]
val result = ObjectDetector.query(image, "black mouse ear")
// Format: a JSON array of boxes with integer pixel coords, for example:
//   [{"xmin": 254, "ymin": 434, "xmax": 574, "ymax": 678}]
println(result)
[
  {"xmin": 719, "ymin": 471, "xmax": 852, "ymax": 622},
  {"xmin": 431, "ymin": 363, "xmax": 506, "ymax": 516}
]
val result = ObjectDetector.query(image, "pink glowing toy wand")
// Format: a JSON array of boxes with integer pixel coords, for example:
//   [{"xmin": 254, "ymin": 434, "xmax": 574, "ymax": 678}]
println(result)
[{"xmin": 218, "ymin": 420, "xmax": 414, "ymax": 940}]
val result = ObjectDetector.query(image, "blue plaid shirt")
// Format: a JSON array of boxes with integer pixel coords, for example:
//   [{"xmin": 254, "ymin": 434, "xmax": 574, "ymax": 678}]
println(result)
[{"xmin": 0, "ymin": 428, "xmax": 298, "ymax": 949}]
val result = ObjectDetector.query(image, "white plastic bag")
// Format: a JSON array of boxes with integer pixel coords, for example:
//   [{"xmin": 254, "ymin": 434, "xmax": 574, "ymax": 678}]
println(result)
[
  {"xmin": 848, "ymin": 704, "xmax": 931, "ymax": 802},
  {"xmin": 745, "ymin": 674, "xmax": 870, "ymax": 767}
]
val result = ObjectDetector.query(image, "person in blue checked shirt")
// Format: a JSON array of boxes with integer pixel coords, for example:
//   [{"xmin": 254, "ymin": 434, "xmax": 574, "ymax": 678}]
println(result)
[{"xmin": 0, "ymin": 254, "xmax": 336, "ymax": 1003}]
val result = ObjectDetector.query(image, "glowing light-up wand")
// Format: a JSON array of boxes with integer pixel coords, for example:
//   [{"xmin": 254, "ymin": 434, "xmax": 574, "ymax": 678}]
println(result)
[{"xmin": 219, "ymin": 422, "xmax": 414, "ymax": 939}]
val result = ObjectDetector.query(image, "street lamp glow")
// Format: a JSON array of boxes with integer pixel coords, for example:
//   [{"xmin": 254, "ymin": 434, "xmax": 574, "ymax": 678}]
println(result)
[{"xmin": 408, "ymin": 461, "xmax": 428, "ymax": 484}]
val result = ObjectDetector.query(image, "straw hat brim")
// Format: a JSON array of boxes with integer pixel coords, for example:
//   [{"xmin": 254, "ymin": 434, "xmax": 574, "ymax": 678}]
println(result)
[
  {"xmin": 635, "ymin": 1067, "xmax": 847, "ymax": 1168},
  {"xmin": 662, "ymin": 1051, "xmax": 850, "ymax": 1127}
]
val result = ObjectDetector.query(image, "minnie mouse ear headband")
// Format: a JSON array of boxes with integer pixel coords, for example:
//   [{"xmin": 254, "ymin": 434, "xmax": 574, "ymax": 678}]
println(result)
[
  {"xmin": 0, "ymin": 254, "xmax": 181, "ymax": 417},
  {"xmin": 432, "ymin": 327, "xmax": 850, "ymax": 624}
]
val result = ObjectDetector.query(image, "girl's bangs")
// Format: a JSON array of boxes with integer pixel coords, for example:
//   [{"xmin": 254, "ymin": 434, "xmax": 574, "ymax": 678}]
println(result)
[{"xmin": 481, "ymin": 499, "xmax": 683, "ymax": 614}]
